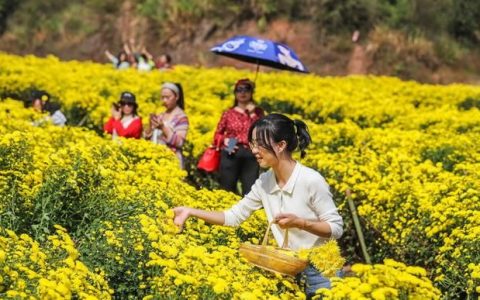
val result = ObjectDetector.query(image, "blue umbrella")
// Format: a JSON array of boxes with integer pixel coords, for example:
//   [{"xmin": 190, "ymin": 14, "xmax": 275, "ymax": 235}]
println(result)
[{"xmin": 211, "ymin": 35, "xmax": 308, "ymax": 80}]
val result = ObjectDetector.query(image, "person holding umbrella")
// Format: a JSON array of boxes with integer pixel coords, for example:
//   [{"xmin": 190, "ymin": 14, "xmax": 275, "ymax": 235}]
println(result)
[{"xmin": 213, "ymin": 78, "xmax": 264, "ymax": 195}]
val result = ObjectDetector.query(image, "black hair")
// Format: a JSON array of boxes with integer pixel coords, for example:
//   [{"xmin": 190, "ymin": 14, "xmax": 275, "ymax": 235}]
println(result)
[
  {"xmin": 27, "ymin": 90, "xmax": 64, "ymax": 116},
  {"xmin": 43, "ymin": 101, "xmax": 61, "ymax": 116},
  {"xmin": 131, "ymin": 104, "xmax": 138, "ymax": 116},
  {"xmin": 175, "ymin": 83, "xmax": 185, "ymax": 110},
  {"xmin": 248, "ymin": 113, "xmax": 312, "ymax": 158},
  {"xmin": 117, "ymin": 51, "xmax": 128, "ymax": 67},
  {"xmin": 118, "ymin": 91, "xmax": 138, "ymax": 116},
  {"xmin": 29, "ymin": 89, "xmax": 49, "ymax": 103},
  {"xmin": 163, "ymin": 54, "xmax": 172, "ymax": 63}
]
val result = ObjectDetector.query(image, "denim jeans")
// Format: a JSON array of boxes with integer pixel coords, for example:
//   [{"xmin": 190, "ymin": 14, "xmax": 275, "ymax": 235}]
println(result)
[{"xmin": 296, "ymin": 265, "xmax": 344, "ymax": 299}]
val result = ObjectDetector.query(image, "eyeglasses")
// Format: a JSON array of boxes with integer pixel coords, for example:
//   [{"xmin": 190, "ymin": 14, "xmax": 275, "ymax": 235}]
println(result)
[
  {"xmin": 235, "ymin": 86, "xmax": 252, "ymax": 93},
  {"xmin": 120, "ymin": 102, "xmax": 134, "ymax": 107}
]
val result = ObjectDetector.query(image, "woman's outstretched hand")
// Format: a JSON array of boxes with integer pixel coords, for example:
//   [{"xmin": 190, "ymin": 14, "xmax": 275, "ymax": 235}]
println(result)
[
  {"xmin": 173, "ymin": 206, "xmax": 191, "ymax": 232},
  {"xmin": 274, "ymin": 213, "xmax": 303, "ymax": 229}
]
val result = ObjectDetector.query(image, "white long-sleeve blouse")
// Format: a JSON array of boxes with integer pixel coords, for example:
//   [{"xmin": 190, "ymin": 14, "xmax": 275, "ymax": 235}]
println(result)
[{"xmin": 224, "ymin": 162, "xmax": 343, "ymax": 250}]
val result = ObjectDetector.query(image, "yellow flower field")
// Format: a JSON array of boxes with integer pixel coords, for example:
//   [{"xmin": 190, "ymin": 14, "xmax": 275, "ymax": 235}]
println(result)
[{"xmin": 1, "ymin": 52, "xmax": 479, "ymax": 299}]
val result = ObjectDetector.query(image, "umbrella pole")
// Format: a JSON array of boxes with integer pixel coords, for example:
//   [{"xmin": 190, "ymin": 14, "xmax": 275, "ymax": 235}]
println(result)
[{"xmin": 254, "ymin": 62, "xmax": 260, "ymax": 82}]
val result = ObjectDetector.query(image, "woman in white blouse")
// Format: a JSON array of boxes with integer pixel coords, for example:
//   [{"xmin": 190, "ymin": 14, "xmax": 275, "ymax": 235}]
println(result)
[{"xmin": 173, "ymin": 113, "xmax": 343, "ymax": 297}]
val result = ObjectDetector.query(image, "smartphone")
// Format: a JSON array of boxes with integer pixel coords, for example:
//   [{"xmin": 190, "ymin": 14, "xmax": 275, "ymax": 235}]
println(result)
[{"xmin": 225, "ymin": 138, "xmax": 238, "ymax": 154}]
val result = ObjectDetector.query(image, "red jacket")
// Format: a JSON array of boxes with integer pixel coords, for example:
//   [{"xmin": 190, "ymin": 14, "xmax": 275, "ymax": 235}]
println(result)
[
  {"xmin": 214, "ymin": 107, "xmax": 264, "ymax": 147},
  {"xmin": 104, "ymin": 116, "xmax": 143, "ymax": 139}
]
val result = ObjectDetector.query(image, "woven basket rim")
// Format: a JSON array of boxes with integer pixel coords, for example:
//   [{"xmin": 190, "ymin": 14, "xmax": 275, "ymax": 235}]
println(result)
[
  {"xmin": 238, "ymin": 221, "xmax": 309, "ymax": 276},
  {"xmin": 240, "ymin": 243, "xmax": 308, "ymax": 264},
  {"xmin": 239, "ymin": 243, "xmax": 308, "ymax": 276}
]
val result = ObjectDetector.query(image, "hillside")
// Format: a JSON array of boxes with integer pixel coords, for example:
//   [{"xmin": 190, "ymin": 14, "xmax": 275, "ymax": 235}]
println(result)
[{"xmin": 1, "ymin": 0, "xmax": 480, "ymax": 84}]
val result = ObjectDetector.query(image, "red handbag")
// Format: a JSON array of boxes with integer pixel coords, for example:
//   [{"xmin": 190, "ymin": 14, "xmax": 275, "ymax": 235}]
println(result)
[{"xmin": 197, "ymin": 142, "xmax": 221, "ymax": 173}]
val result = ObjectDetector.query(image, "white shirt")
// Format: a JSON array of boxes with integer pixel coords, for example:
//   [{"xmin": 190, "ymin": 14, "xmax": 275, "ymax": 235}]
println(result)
[
  {"xmin": 50, "ymin": 110, "xmax": 67, "ymax": 126},
  {"xmin": 121, "ymin": 115, "xmax": 137, "ymax": 128},
  {"xmin": 224, "ymin": 162, "xmax": 343, "ymax": 250}
]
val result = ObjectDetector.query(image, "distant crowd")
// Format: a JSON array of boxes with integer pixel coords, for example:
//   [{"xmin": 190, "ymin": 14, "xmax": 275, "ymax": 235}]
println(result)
[{"xmin": 105, "ymin": 43, "xmax": 173, "ymax": 71}]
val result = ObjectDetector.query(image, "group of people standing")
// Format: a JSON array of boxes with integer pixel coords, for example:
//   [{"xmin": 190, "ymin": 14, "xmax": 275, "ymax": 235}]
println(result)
[
  {"xmin": 104, "ymin": 79, "xmax": 262, "ymax": 193},
  {"xmin": 28, "ymin": 77, "xmax": 344, "ymax": 298},
  {"xmin": 104, "ymin": 79, "xmax": 345, "ymax": 298},
  {"xmin": 105, "ymin": 43, "xmax": 173, "ymax": 71},
  {"xmin": 103, "ymin": 82, "xmax": 187, "ymax": 167}
]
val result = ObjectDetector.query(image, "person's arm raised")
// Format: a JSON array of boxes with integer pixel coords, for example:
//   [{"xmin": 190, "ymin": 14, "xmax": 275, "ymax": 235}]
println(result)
[
  {"xmin": 173, "ymin": 207, "xmax": 225, "ymax": 232},
  {"xmin": 105, "ymin": 50, "xmax": 115, "ymax": 61}
]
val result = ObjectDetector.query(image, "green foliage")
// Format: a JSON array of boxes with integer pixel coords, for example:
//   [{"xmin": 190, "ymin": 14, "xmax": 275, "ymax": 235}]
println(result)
[
  {"xmin": 29, "ymin": 154, "xmax": 118, "ymax": 241},
  {"xmin": 378, "ymin": 0, "xmax": 411, "ymax": 29},
  {"xmin": 1, "ymin": 0, "xmax": 479, "ymax": 52},
  {"xmin": 458, "ymin": 97, "xmax": 480, "ymax": 111},
  {"xmin": 420, "ymin": 145, "xmax": 465, "ymax": 172},
  {"xmin": 78, "ymin": 217, "xmax": 153, "ymax": 298},
  {"xmin": 450, "ymin": 0, "xmax": 480, "ymax": 45},
  {"xmin": 0, "ymin": 0, "xmax": 18, "ymax": 34},
  {"xmin": 379, "ymin": 0, "xmax": 480, "ymax": 45},
  {"xmin": 312, "ymin": 0, "xmax": 382, "ymax": 34}
]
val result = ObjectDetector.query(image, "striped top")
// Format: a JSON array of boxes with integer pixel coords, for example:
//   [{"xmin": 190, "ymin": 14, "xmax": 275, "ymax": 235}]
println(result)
[{"xmin": 151, "ymin": 107, "xmax": 189, "ymax": 167}]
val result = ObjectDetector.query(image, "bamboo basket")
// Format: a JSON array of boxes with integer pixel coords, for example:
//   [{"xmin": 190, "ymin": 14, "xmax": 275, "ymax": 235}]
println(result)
[{"xmin": 239, "ymin": 221, "xmax": 308, "ymax": 276}]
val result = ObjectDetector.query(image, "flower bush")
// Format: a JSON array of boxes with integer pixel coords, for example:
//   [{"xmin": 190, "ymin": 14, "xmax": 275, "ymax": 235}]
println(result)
[
  {"xmin": 0, "ymin": 225, "xmax": 112, "ymax": 299},
  {"xmin": 316, "ymin": 259, "xmax": 441, "ymax": 300},
  {"xmin": 1, "ymin": 52, "xmax": 479, "ymax": 298}
]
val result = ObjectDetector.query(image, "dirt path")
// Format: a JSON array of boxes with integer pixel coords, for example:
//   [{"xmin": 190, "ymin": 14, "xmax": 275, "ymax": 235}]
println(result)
[{"xmin": 347, "ymin": 44, "xmax": 368, "ymax": 75}]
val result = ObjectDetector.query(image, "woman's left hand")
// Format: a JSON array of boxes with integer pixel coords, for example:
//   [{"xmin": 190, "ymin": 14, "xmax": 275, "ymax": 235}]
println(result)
[{"xmin": 274, "ymin": 213, "xmax": 303, "ymax": 229}]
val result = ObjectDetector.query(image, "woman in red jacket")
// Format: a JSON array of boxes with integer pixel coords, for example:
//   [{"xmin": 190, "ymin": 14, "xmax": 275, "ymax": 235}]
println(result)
[
  {"xmin": 104, "ymin": 91, "xmax": 143, "ymax": 139},
  {"xmin": 213, "ymin": 78, "xmax": 264, "ymax": 195}
]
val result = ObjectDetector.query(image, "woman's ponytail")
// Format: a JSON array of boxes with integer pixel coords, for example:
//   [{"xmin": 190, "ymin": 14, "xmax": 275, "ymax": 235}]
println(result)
[
  {"xmin": 293, "ymin": 119, "xmax": 311, "ymax": 158},
  {"xmin": 248, "ymin": 114, "xmax": 312, "ymax": 158}
]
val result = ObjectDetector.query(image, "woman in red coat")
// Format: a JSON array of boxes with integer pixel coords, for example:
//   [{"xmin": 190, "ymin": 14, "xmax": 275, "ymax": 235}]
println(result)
[
  {"xmin": 213, "ymin": 79, "xmax": 264, "ymax": 195},
  {"xmin": 104, "ymin": 91, "xmax": 143, "ymax": 139}
]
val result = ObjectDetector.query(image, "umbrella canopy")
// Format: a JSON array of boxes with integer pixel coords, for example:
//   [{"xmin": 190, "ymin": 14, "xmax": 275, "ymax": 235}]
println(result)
[{"xmin": 211, "ymin": 35, "xmax": 308, "ymax": 74}]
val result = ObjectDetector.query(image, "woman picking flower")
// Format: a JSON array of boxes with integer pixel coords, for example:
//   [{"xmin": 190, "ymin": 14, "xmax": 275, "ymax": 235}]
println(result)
[{"xmin": 173, "ymin": 113, "xmax": 343, "ymax": 298}]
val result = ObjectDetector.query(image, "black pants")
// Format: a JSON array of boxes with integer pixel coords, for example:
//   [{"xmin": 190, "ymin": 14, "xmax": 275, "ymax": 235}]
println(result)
[{"xmin": 219, "ymin": 147, "xmax": 259, "ymax": 195}]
